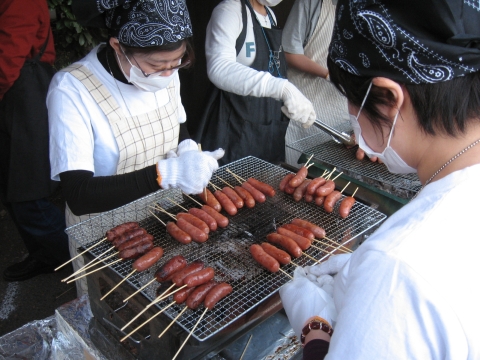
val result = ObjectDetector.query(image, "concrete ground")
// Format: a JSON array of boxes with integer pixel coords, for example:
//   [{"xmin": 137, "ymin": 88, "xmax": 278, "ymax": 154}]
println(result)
[{"xmin": 0, "ymin": 193, "xmax": 77, "ymax": 337}]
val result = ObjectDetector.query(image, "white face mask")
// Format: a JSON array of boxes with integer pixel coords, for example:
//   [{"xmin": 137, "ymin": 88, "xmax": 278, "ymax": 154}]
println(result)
[
  {"xmin": 350, "ymin": 82, "xmax": 416, "ymax": 174},
  {"xmin": 116, "ymin": 51, "xmax": 177, "ymax": 92},
  {"xmin": 257, "ymin": 0, "xmax": 283, "ymax": 7}
]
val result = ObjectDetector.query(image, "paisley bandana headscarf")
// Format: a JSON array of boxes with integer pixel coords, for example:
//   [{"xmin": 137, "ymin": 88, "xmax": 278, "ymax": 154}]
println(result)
[
  {"xmin": 328, "ymin": 0, "xmax": 480, "ymax": 84},
  {"xmin": 72, "ymin": 0, "xmax": 192, "ymax": 46}
]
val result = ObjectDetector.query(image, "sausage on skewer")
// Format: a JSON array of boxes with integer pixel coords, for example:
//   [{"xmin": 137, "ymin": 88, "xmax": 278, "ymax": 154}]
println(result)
[
  {"xmin": 266, "ymin": 233, "xmax": 302, "ymax": 258},
  {"xmin": 188, "ymin": 207, "xmax": 217, "ymax": 231},
  {"xmin": 316, "ymin": 180, "xmax": 335, "ymax": 197},
  {"xmin": 222, "ymin": 187, "xmax": 244, "ymax": 209},
  {"xmin": 277, "ymin": 227, "xmax": 311, "ymax": 251},
  {"xmin": 177, "ymin": 213, "xmax": 210, "ymax": 234},
  {"xmin": 279, "ymin": 173, "xmax": 294, "ymax": 192},
  {"xmin": 201, "ymin": 205, "xmax": 229, "ymax": 228},
  {"xmin": 306, "ymin": 177, "xmax": 326, "ymax": 195},
  {"xmin": 176, "ymin": 217, "xmax": 208, "ymax": 243},
  {"xmin": 339, "ymin": 196, "xmax": 356, "ymax": 218},
  {"xmin": 117, "ymin": 233, "xmax": 153, "ymax": 252},
  {"xmin": 106, "ymin": 222, "xmax": 139, "ymax": 242},
  {"xmin": 186, "ymin": 280, "xmax": 218, "ymax": 310},
  {"xmin": 204, "ymin": 283, "xmax": 233, "ymax": 310},
  {"xmin": 133, "ymin": 247, "xmax": 164, "ymax": 272},
  {"xmin": 183, "ymin": 267, "xmax": 215, "ymax": 288},
  {"xmin": 291, "ymin": 219, "xmax": 326, "ymax": 239},
  {"xmin": 261, "ymin": 243, "xmax": 291, "ymax": 265},
  {"xmin": 324, "ymin": 190, "xmax": 342, "ymax": 213},
  {"xmin": 280, "ymin": 224, "xmax": 315, "ymax": 240},
  {"xmin": 247, "ymin": 178, "xmax": 275, "ymax": 197},
  {"xmin": 289, "ymin": 166, "xmax": 308, "ymax": 188},
  {"xmin": 113, "ymin": 227, "xmax": 147, "ymax": 248},
  {"xmin": 241, "ymin": 182, "xmax": 266, "ymax": 203},
  {"xmin": 166, "ymin": 222, "xmax": 192, "ymax": 244},
  {"xmin": 293, "ymin": 179, "xmax": 311, "ymax": 202},
  {"xmin": 198, "ymin": 188, "xmax": 222, "ymax": 212},
  {"xmin": 171, "ymin": 261, "xmax": 204, "ymax": 287},
  {"xmin": 234, "ymin": 186, "xmax": 255, "ymax": 208},
  {"xmin": 250, "ymin": 244, "xmax": 280, "ymax": 272},
  {"xmin": 154, "ymin": 255, "xmax": 188, "ymax": 282},
  {"xmin": 213, "ymin": 190, "xmax": 238, "ymax": 216}
]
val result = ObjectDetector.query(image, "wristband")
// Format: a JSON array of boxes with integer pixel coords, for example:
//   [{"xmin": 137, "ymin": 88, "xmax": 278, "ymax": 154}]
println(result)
[{"xmin": 301, "ymin": 316, "xmax": 333, "ymax": 346}]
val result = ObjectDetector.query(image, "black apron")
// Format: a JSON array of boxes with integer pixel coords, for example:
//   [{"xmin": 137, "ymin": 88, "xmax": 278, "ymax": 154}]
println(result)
[
  {"xmin": 195, "ymin": 0, "xmax": 289, "ymax": 165},
  {"xmin": 0, "ymin": 33, "xmax": 57, "ymax": 202}
]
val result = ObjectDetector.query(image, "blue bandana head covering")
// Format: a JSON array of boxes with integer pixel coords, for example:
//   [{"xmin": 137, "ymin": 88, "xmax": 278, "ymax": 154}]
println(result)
[
  {"xmin": 329, "ymin": 0, "xmax": 480, "ymax": 84},
  {"xmin": 104, "ymin": 0, "xmax": 193, "ymax": 46}
]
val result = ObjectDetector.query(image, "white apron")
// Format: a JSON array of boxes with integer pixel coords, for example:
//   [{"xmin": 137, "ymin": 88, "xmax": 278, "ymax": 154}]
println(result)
[
  {"xmin": 62, "ymin": 64, "xmax": 180, "ymax": 295},
  {"xmin": 285, "ymin": 0, "xmax": 349, "ymax": 166}
]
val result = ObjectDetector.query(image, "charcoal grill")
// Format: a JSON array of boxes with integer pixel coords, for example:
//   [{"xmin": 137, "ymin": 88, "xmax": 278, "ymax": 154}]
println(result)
[
  {"xmin": 288, "ymin": 123, "xmax": 422, "ymax": 199},
  {"xmin": 66, "ymin": 156, "xmax": 386, "ymax": 357}
]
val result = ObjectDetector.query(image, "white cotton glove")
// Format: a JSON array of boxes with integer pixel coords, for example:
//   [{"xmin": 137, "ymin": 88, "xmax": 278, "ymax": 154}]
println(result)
[
  {"xmin": 307, "ymin": 254, "xmax": 352, "ymax": 277},
  {"xmin": 279, "ymin": 267, "xmax": 337, "ymax": 338},
  {"xmin": 280, "ymin": 82, "xmax": 316, "ymax": 129},
  {"xmin": 157, "ymin": 149, "xmax": 223, "ymax": 194},
  {"xmin": 165, "ymin": 139, "xmax": 199, "ymax": 159}
]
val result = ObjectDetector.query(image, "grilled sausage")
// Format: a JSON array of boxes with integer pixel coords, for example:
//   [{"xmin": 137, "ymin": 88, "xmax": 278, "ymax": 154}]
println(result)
[
  {"xmin": 119, "ymin": 241, "xmax": 154, "ymax": 260},
  {"xmin": 266, "ymin": 233, "xmax": 302, "ymax": 258},
  {"xmin": 324, "ymin": 190, "xmax": 342, "ymax": 213},
  {"xmin": 316, "ymin": 180, "xmax": 335, "ymax": 197},
  {"xmin": 106, "ymin": 222, "xmax": 139, "ymax": 242},
  {"xmin": 171, "ymin": 261, "xmax": 204, "ymax": 287},
  {"xmin": 234, "ymin": 186, "xmax": 255, "ymax": 208},
  {"xmin": 291, "ymin": 219, "xmax": 326, "ymax": 239},
  {"xmin": 198, "ymin": 188, "xmax": 222, "ymax": 212},
  {"xmin": 315, "ymin": 196, "xmax": 326, "ymax": 206},
  {"xmin": 279, "ymin": 173, "xmax": 295, "ymax": 192},
  {"xmin": 202, "ymin": 205, "xmax": 229, "ymax": 228},
  {"xmin": 214, "ymin": 190, "xmax": 237, "ymax": 216},
  {"xmin": 293, "ymin": 179, "xmax": 311, "ymax": 202},
  {"xmin": 280, "ymin": 224, "xmax": 315, "ymax": 240},
  {"xmin": 339, "ymin": 196, "xmax": 356, "ymax": 219},
  {"xmin": 306, "ymin": 177, "xmax": 327, "ymax": 195},
  {"xmin": 277, "ymin": 227, "xmax": 311, "ymax": 251},
  {"xmin": 183, "ymin": 267, "xmax": 215, "ymax": 288},
  {"xmin": 154, "ymin": 255, "xmax": 187, "ymax": 282},
  {"xmin": 261, "ymin": 243, "xmax": 291, "ymax": 265},
  {"xmin": 304, "ymin": 193, "xmax": 314, "ymax": 203},
  {"xmin": 284, "ymin": 182, "xmax": 296, "ymax": 194},
  {"xmin": 166, "ymin": 221, "xmax": 192, "ymax": 244},
  {"xmin": 186, "ymin": 280, "xmax": 218, "ymax": 310},
  {"xmin": 188, "ymin": 208, "xmax": 217, "ymax": 231},
  {"xmin": 222, "ymin": 187, "xmax": 244, "ymax": 209},
  {"xmin": 113, "ymin": 227, "xmax": 147, "ymax": 248},
  {"xmin": 117, "ymin": 233, "xmax": 153, "ymax": 252},
  {"xmin": 289, "ymin": 166, "xmax": 308, "ymax": 188},
  {"xmin": 241, "ymin": 182, "xmax": 266, "ymax": 203},
  {"xmin": 177, "ymin": 212, "xmax": 210, "ymax": 234},
  {"xmin": 247, "ymin": 178, "xmax": 275, "ymax": 197},
  {"xmin": 205, "ymin": 283, "xmax": 233, "ymax": 310},
  {"xmin": 173, "ymin": 286, "xmax": 196, "ymax": 304},
  {"xmin": 133, "ymin": 247, "xmax": 163, "ymax": 272},
  {"xmin": 176, "ymin": 217, "xmax": 208, "ymax": 243},
  {"xmin": 250, "ymin": 244, "xmax": 280, "ymax": 272}
]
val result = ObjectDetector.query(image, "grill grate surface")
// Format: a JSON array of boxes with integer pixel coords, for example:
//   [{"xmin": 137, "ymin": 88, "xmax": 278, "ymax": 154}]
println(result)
[
  {"xmin": 287, "ymin": 126, "xmax": 422, "ymax": 197},
  {"xmin": 66, "ymin": 156, "xmax": 386, "ymax": 341}
]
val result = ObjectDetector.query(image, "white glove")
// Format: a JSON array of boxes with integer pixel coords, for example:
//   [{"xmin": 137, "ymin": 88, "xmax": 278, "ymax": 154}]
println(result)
[
  {"xmin": 280, "ymin": 82, "xmax": 316, "ymax": 128},
  {"xmin": 157, "ymin": 149, "xmax": 223, "ymax": 194},
  {"xmin": 165, "ymin": 139, "xmax": 199, "ymax": 159},
  {"xmin": 307, "ymin": 254, "xmax": 352, "ymax": 277},
  {"xmin": 279, "ymin": 267, "xmax": 337, "ymax": 338}
]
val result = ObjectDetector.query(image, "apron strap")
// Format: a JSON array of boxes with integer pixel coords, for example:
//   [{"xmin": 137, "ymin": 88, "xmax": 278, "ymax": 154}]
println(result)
[
  {"xmin": 61, "ymin": 63, "xmax": 124, "ymax": 125},
  {"xmin": 236, "ymin": 0, "xmax": 248, "ymax": 55}
]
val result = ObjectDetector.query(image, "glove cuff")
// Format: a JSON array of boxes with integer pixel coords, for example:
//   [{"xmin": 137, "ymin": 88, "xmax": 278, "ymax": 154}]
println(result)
[
  {"xmin": 157, "ymin": 158, "xmax": 179, "ymax": 189},
  {"xmin": 156, "ymin": 163, "xmax": 162, "ymax": 187}
]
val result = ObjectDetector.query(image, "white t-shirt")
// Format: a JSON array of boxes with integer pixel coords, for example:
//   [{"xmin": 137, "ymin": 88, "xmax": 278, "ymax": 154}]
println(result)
[
  {"xmin": 205, "ymin": 0, "xmax": 286, "ymax": 99},
  {"xmin": 47, "ymin": 45, "xmax": 186, "ymax": 181},
  {"xmin": 326, "ymin": 165, "xmax": 480, "ymax": 359}
]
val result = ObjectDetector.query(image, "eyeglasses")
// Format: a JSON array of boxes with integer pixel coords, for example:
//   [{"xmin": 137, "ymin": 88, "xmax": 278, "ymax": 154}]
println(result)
[{"xmin": 120, "ymin": 46, "xmax": 191, "ymax": 77}]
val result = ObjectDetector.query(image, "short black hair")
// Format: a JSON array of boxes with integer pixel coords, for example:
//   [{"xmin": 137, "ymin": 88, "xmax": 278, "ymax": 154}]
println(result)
[{"xmin": 327, "ymin": 56, "xmax": 480, "ymax": 137}]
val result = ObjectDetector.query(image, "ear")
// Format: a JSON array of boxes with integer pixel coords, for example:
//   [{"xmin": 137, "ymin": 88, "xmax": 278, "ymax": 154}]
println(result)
[
  {"xmin": 372, "ymin": 77, "xmax": 404, "ymax": 118},
  {"xmin": 109, "ymin": 37, "xmax": 121, "ymax": 54}
]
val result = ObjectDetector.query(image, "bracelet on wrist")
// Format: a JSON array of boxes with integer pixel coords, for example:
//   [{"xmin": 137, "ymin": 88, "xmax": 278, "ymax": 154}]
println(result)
[{"xmin": 301, "ymin": 316, "xmax": 333, "ymax": 346}]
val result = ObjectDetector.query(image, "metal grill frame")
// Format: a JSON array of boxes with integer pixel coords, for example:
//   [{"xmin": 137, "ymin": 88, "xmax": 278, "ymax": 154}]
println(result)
[
  {"xmin": 287, "ymin": 126, "xmax": 422, "ymax": 197},
  {"xmin": 66, "ymin": 156, "xmax": 386, "ymax": 341}
]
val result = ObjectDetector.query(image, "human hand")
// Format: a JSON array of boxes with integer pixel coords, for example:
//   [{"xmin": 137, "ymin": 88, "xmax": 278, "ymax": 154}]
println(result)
[
  {"xmin": 166, "ymin": 139, "xmax": 199, "ymax": 159},
  {"xmin": 280, "ymin": 82, "xmax": 316, "ymax": 128},
  {"xmin": 349, "ymin": 134, "xmax": 383, "ymax": 163},
  {"xmin": 157, "ymin": 149, "xmax": 222, "ymax": 194},
  {"xmin": 279, "ymin": 267, "xmax": 337, "ymax": 338}
]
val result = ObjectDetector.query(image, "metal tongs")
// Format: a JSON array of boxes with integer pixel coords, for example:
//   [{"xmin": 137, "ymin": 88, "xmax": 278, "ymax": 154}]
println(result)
[{"xmin": 313, "ymin": 119, "xmax": 356, "ymax": 147}]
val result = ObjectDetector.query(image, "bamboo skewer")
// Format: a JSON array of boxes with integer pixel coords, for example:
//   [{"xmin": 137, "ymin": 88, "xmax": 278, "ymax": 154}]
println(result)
[
  {"xmin": 149, "ymin": 210, "xmax": 166, "ymax": 226},
  {"xmin": 239, "ymin": 334, "xmax": 253, "ymax": 360},
  {"xmin": 182, "ymin": 192, "xmax": 203, "ymax": 207},
  {"xmin": 66, "ymin": 258, "xmax": 122, "ymax": 283},
  {"xmin": 306, "ymin": 163, "xmax": 315, "ymax": 169},
  {"xmin": 325, "ymin": 167, "xmax": 337, "ymax": 180},
  {"xmin": 62, "ymin": 250, "xmax": 118, "ymax": 282},
  {"xmin": 172, "ymin": 308, "xmax": 209, "ymax": 360},
  {"xmin": 208, "ymin": 181, "xmax": 221, "ymax": 191},
  {"xmin": 101, "ymin": 269, "xmax": 137, "ymax": 301},
  {"xmin": 215, "ymin": 175, "xmax": 234, "ymax": 188},
  {"xmin": 352, "ymin": 187, "xmax": 359, "ymax": 197},
  {"xmin": 304, "ymin": 154, "xmax": 314, "ymax": 167},
  {"xmin": 120, "ymin": 300, "xmax": 177, "ymax": 342},
  {"xmin": 226, "ymin": 168, "xmax": 243, "ymax": 184},
  {"xmin": 153, "ymin": 205, "xmax": 176, "ymax": 221},
  {"xmin": 55, "ymin": 237, "xmax": 107, "ymax": 271},
  {"xmin": 123, "ymin": 278, "xmax": 158, "ymax": 303},
  {"xmin": 279, "ymin": 268, "xmax": 293, "ymax": 279},
  {"xmin": 121, "ymin": 284, "xmax": 188, "ymax": 331},
  {"xmin": 157, "ymin": 306, "xmax": 188, "ymax": 339},
  {"xmin": 302, "ymin": 252, "xmax": 321, "ymax": 263},
  {"xmin": 322, "ymin": 236, "xmax": 353, "ymax": 253},
  {"xmin": 331, "ymin": 172, "xmax": 344, "ymax": 181},
  {"xmin": 340, "ymin": 181, "xmax": 351, "ymax": 194},
  {"xmin": 167, "ymin": 198, "xmax": 188, "ymax": 212}
]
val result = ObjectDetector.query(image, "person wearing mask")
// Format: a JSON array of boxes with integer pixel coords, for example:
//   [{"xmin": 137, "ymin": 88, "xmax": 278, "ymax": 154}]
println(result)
[
  {"xmin": 48, "ymin": 0, "xmax": 223, "ymax": 295},
  {"xmin": 0, "ymin": 0, "xmax": 70, "ymax": 281},
  {"xmin": 280, "ymin": 0, "xmax": 480, "ymax": 358},
  {"xmin": 194, "ymin": 0, "xmax": 316, "ymax": 165}
]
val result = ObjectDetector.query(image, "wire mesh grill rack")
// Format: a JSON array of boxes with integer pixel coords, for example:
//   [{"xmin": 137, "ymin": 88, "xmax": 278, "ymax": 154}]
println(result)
[
  {"xmin": 66, "ymin": 156, "xmax": 386, "ymax": 341},
  {"xmin": 287, "ymin": 128, "xmax": 422, "ymax": 197}
]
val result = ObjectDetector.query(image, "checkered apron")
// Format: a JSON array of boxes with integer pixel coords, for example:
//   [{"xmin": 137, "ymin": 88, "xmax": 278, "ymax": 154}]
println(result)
[
  {"xmin": 285, "ymin": 0, "xmax": 349, "ymax": 165},
  {"xmin": 61, "ymin": 64, "xmax": 179, "ymax": 295}
]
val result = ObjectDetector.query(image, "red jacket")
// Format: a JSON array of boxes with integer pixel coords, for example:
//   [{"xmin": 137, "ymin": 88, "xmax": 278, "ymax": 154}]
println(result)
[{"xmin": 0, "ymin": 0, "xmax": 55, "ymax": 100}]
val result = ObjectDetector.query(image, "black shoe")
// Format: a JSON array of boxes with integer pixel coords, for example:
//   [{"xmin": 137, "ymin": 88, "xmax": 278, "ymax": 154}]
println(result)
[{"xmin": 3, "ymin": 256, "xmax": 57, "ymax": 282}]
